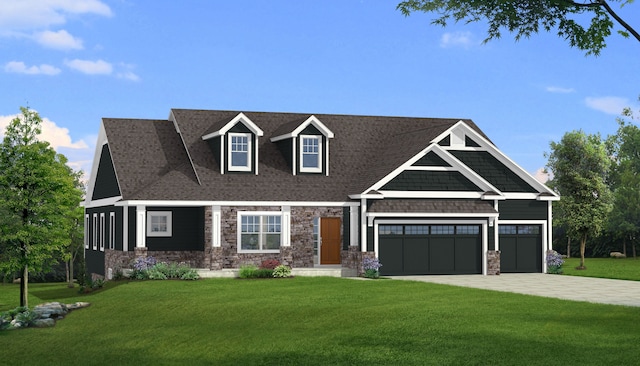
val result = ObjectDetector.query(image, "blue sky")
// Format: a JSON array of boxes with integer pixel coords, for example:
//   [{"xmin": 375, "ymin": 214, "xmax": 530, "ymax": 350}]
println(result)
[{"xmin": 1, "ymin": 0, "xmax": 639, "ymax": 182}]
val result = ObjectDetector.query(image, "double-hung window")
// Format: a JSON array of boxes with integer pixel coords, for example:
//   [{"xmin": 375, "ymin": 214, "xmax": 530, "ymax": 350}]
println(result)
[
  {"xmin": 300, "ymin": 135, "xmax": 321, "ymax": 173},
  {"xmin": 147, "ymin": 211, "xmax": 172, "ymax": 237},
  {"xmin": 92, "ymin": 214, "xmax": 98, "ymax": 250},
  {"xmin": 99, "ymin": 213, "xmax": 105, "ymax": 251},
  {"xmin": 109, "ymin": 212, "xmax": 116, "ymax": 250},
  {"xmin": 84, "ymin": 214, "xmax": 90, "ymax": 249},
  {"xmin": 238, "ymin": 213, "xmax": 282, "ymax": 252},
  {"xmin": 229, "ymin": 133, "xmax": 251, "ymax": 171}
]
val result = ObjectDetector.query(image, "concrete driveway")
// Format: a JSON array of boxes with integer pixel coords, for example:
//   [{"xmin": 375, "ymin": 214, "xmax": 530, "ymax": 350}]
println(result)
[{"xmin": 391, "ymin": 273, "xmax": 640, "ymax": 307}]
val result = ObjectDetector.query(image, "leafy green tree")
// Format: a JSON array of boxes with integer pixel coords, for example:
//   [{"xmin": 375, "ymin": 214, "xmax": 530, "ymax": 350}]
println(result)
[
  {"xmin": 0, "ymin": 107, "xmax": 84, "ymax": 307},
  {"xmin": 398, "ymin": 0, "xmax": 639, "ymax": 56},
  {"xmin": 546, "ymin": 130, "xmax": 612, "ymax": 269}
]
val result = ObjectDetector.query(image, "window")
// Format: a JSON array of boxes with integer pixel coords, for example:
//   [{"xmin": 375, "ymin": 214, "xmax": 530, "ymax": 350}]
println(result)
[
  {"xmin": 300, "ymin": 135, "xmax": 322, "ymax": 172},
  {"xmin": 456, "ymin": 225, "xmax": 480, "ymax": 235},
  {"xmin": 229, "ymin": 133, "xmax": 251, "ymax": 171},
  {"xmin": 405, "ymin": 225, "xmax": 429, "ymax": 235},
  {"xmin": 92, "ymin": 214, "xmax": 98, "ymax": 250},
  {"xmin": 109, "ymin": 212, "xmax": 116, "ymax": 250},
  {"xmin": 147, "ymin": 211, "xmax": 172, "ymax": 237},
  {"xmin": 84, "ymin": 214, "xmax": 89, "ymax": 249},
  {"xmin": 379, "ymin": 225, "xmax": 403, "ymax": 235},
  {"xmin": 313, "ymin": 217, "xmax": 320, "ymax": 259},
  {"xmin": 431, "ymin": 225, "xmax": 454, "ymax": 235},
  {"xmin": 99, "ymin": 213, "xmax": 105, "ymax": 251},
  {"xmin": 517, "ymin": 225, "xmax": 540, "ymax": 235},
  {"xmin": 499, "ymin": 225, "xmax": 517, "ymax": 235},
  {"xmin": 238, "ymin": 213, "xmax": 282, "ymax": 252}
]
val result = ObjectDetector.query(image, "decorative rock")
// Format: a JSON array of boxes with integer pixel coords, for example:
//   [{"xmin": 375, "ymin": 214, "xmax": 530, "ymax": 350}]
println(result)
[
  {"xmin": 610, "ymin": 252, "xmax": 626, "ymax": 258},
  {"xmin": 33, "ymin": 302, "xmax": 68, "ymax": 319},
  {"xmin": 33, "ymin": 318, "xmax": 55, "ymax": 328},
  {"xmin": 66, "ymin": 302, "xmax": 91, "ymax": 310}
]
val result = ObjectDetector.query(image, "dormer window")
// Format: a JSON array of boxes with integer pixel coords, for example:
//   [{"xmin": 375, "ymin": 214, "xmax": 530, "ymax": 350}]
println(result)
[
  {"xmin": 229, "ymin": 132, "xmax": 251, "ymax": 171},
  {"xmin": 301, "ymin": 135, "xmax": 322, "ymax": 172}
]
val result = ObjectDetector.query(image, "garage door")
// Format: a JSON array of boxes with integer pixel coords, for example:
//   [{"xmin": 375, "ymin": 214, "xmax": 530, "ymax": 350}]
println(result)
[
  {"xmin": 379, "ymin": 225, "xmax": 482, "ymax": 275},
  {"xmin": 499, "ymin": 225, "xmax": 542, "ymax": 273}
]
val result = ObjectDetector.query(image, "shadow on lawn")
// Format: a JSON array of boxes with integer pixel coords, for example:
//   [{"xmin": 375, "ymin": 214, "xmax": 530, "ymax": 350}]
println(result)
[{"xmin": 31, "ymin": 281, "xmax": 127, "ymax": 301}]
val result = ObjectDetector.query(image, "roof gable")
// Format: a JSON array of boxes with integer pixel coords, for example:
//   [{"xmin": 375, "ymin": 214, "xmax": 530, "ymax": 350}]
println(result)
[
  {"xmin": 270, "ymin": 115, "xmax": 334, "ymax": 142},
  {"xmin": 201, "ymin": 112, "xmax": 264, "ymax": 140}
]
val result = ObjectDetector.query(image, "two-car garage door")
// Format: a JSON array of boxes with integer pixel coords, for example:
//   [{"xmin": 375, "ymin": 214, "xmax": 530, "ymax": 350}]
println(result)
[{"xmin": 379, "ymin": 225, "xmax": 482, "ymax": 275}]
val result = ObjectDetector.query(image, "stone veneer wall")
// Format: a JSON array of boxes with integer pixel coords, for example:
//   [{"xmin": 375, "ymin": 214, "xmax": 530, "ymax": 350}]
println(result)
[
  {"xmin": 145, "ymin": 250, "xmax": 205, "ymax": 268},
  {"xmin": 487, "ymin": 250, "xmax": 500, "ymax": 275},
  {"xmin": 341, "ymin": 246, "xmax": 375, "ymax": 277},
  {"xmin": 204, "ymin": 205, "xmax": 346, "ymax": 269},
  {"xmin": 105, "ymin": 249, "xmax": 135, "ymax": 273}
]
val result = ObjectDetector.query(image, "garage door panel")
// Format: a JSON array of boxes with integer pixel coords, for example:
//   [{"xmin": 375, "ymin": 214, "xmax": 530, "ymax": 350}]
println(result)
[
  {"xmin": 516, "ymin": 237, "xmax": 542, "ymax": 272},
  {"xmin": 404, "ymin": 237, "xmax": 429, "ymax": 274},
  {"xmin": 429, "ymin": 237, "xmax": 456, "ymax": 274},
  {"xmin": 500, "ymin": 237, "xmax": 518, "ymax": 272},
  {"xmin": 455, "ymin": 237, "xmax": 482, "ymax": 274},
  {"xmin": 379, "ymin": 238, "xmax": 404, "ymax": 275}
]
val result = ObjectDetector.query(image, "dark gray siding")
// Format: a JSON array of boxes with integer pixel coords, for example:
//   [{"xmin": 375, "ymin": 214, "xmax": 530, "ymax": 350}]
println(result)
[
  {"xmin": 275, "ymin": 138, "xmax": 293, "ymax": 168},
  {"xmin": 499, "ymin": 200, "xmax": 548, "ymax": 220},
  {"xmin": 413, "ymin": 151, "xmax": 451, "ymax": 167},
  {"xmin": 128, "ymin": 206, "xmax": 136, "ymax": 248},
  {"xmin": 207, "ymin": 137, "xmax": 221, "ymax": 167},
  {"xmin": 146, "ymin": 207, "xmax": 205, "ymax": 251},
  {"xmin": 342, "ymin": 207, "xmax": 350, "ymax": 249},
  {"xmin": 92, "ymin": 144, "xmax": 121, "ymax": 200},
  {"xmin": 438, "ymin": 135, "xmax": 451, "ymax": 146},
  {"xmin": 465, "ymin": 136, "xmax": 481, "ymax": 147},
  {"xmin": 85, "ymin": 205, "xmax": 122, "ymax": 275},
  {"xmin": 450, "ymin": 151, "xmax": 536, "ymax": 193},
  {"xmin": 382, "ymin": 171, "xmax": 480, "ymax": 191}
]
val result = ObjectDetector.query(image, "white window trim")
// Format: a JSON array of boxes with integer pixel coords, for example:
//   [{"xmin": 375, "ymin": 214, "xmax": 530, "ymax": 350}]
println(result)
[
  {"xmin": 147, "ymin": 211, "xmax": 173, "ymax": 237},
  {"xmin": 92, "ymin": 214, "xmax": 98, "ymax": 250},
  {"xmin": 299, "ymin": 135, "xmax": 322, "ymax": 173},
  {"xmin": 237, "ymin": 211, "xmax": 283, "ymax": 254},
  {"xmin": 228, "ymin": 132, "xmax": 252, "ymax": 172},
  {"xmin": 84, "ymin": 214, "xmax": 90, "ymax": 249},
  {"xmin": 109, "ymin": 212, "xmax": 116, "ymax": 250},
  {"xmin": 99, "ymin": 213, "xmax": 105, "ymax": 252}
]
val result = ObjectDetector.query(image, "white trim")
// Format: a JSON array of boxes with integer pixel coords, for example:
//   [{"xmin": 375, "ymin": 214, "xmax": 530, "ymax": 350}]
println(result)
[
  {"xmin": 360, "ymin": 198, "xmax": 367, "ymax": 252},
  {"xmin": 282, "ymin": 206, "xmax": 291, "ymax": 247},
  {"xmin": 212, "ymin": 205, "xmax": 221, "ymax": 248},
  {"xmin": 367, "ymin": 212, "xmax": 498, "ymax": 219},
  {"xmin": 201, "ymin": 112, "xmax": 264, "ymax": 140},
  {"xmin": 299, "ymin": 135, "xmax": 322, "ymax": 173},
  {"xmin": 99, "ymin": 213, "xmax": 105, "ymax": 252},
  {"xmin": 122, "ymin": 206, "xmax": 128, "ymax": 252},
  {"xmin": 325, "ymin": 139, "xmax": 330, "ymax": 176},
  {"xmin": 117, "ymin": 200, "xmax": 360, "ymax": 207},
  {"xmin": 378, "ymin": 191, "xmax": 485, "ymax": 199},
  {"xmin": 136, "ymin": 205, "xmax": 146, "ymax": 248},
  {"xmin": 373, "ymin": 218, "xmax": 489, "ymax": 275},
  {"xmin": 84, "ymin": 196, "xmax": 123, "ymax": 209},
  {"xmin": 147, "ymin": 211, "xmax": 173, "ymax": 237},
  {"xmin": 84, "ymin": 123, "xmax": 109, "ymax": 207},
  {"xmin": 237, "ymin": 211, "xmax": 284, "ymax": 253},
  {"xmin": 548, "ymin": 201, "xmax": 553, "ymax": 252},
  {"xmin": 502, "ymin": 193, "xmax": 545, "ymax": 200},
  {"xmin": 84, "ymin": 214, "xmax": 90, "ymax": 249},
  {"xmin": 228, "ymin": 132, "xmax": 252, "ymax": 172},
  {"xmin": 270, "ymin": 115, "xmax": 334, "ymax": 142},
  {"xmin": 349, "ymin": 205, "xmax": 359, "ymax": 249},
  {"xmin": 109, "ymin": 212, "xmax": 116, "ymax": 250}
]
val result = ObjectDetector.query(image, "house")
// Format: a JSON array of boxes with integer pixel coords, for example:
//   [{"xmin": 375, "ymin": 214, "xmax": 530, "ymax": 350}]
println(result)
[{"xmin": 83, "ymin": 109, "xmax": 558, "ymax": 278}]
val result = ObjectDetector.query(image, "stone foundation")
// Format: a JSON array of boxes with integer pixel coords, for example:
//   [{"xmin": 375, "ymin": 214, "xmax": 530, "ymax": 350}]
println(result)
[
  {"xmin": 105, "ymin": 249, "xmax": 135, "ymax": 273},
  {"xmin": 341, "ymin": 246, "xmax": 374, "ymax": 276},
  {"xmin": 144, "ymin": 250, "xmax": 205, "ymax": 268},
  {"xmin": 487, "ymin": 250, "xmax": 500, "ymax": 275}
]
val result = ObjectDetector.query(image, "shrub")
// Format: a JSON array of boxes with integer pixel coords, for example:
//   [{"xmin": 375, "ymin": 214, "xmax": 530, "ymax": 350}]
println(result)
[
  {"xmin": 0, "ymin": 312, "xmax": 11, "ymax": 330},
  {"xmin": 239, "ymin": 265, "xmax": 258, "ymax": 279},
  {"xmin": 260, "ymin": 259, "xmax": 280, "ymax": 270},
  {"xmin": 14, "ymin": 309, "xmax": 40, "ymax": 327},
  {"xmin": 254, "ymin": 268, "xmax": 274, "ymax": 278},
  {"xmin": 146, "ymin": 266, "xmax": 168, "ymax": 280},
  {"xmin": 363, "ymin": 257, "xmax": 382, "ymax": 279},
  {"xmin": 547, "ymin": 250, "xmax": 565, "ymax": 274},
  {"xmin": 272, "ymin": 265, "xmax": 292, "ymax": 278},
  {"xmin": 180, "ymin": 269, "xmax": 199, "ymax": 280}
]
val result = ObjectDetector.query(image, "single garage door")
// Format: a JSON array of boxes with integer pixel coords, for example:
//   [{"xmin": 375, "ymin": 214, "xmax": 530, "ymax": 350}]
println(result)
[
  {"xmin": 379, "ymin": 225, "xmax": 482, "ymax": 276},
  {"xmin": 499, "ymin": 225, "xmax": 542, "ymax": 273}
]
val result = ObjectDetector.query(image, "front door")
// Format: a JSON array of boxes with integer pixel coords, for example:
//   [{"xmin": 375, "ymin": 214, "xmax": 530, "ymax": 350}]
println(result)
[{"xmin": 320, "ymin": 217, "xmax": 341, "ymax": 264}]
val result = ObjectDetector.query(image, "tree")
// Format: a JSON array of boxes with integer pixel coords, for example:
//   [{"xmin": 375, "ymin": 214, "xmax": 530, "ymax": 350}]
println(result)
[
  {"xmin": 0, "ymin": 107, "xmax": 84, "ymax": 307},
  {"xmin": 397, "ymin": 0, "xmax": 639, "ymax": 56},
  {"xmin": 546, "ymin": 130, "xmax": 612, "ymax": 269}
]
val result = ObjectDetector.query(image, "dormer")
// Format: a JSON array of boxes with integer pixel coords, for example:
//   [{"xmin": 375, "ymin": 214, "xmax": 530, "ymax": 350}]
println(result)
[
  {"xmin": 270, "ymin": 115, "xmax": 334, "ymax": 176},
  {"xmin": 201, "ymin": 112, "xmax": 264, "ymax": 174}
]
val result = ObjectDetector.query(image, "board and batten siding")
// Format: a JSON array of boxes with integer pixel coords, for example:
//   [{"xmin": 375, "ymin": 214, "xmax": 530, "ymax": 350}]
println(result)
[
  {"xmin": 92, "ymin": 144, "xmax": 121, "ymax": 200},
  {"xmin": 498, "ymin": 200, "xmax": 548, "ymax": 220},
  {"xmin": 145, "ymin": 207, "xmax": 205, "ymax": 251},
  {"xmin": 450, "ymin": 151, "xmax": 536, "ymax": 193}
]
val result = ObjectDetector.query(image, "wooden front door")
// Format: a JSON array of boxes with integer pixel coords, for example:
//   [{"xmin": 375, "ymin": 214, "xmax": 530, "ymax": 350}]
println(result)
[{"xmin": 320, "ymin": 217, "xmax": 341, "ymax": 264}]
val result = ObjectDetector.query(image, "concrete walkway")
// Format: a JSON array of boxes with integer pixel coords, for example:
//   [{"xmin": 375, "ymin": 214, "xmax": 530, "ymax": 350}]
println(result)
[{"xmin": 391, "ymin": 273, "xmax": 640, "ymax": 307}]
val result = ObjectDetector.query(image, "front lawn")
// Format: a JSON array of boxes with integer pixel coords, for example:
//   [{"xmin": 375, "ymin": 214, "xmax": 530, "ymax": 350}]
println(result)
[
  {"xmin": 562, "ymin": 257, "xmax": 640, "ymax": 281},
  {"xmin": 1, "ymin": 278, "xmax": 639, "ymax": 365}
]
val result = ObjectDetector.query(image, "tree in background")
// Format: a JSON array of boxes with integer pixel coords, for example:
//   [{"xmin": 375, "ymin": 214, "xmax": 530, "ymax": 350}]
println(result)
[
  {"xmin": 546, "ymin": 130, "xmax": 612, "ymax": 269},
  {"xmin": 0, "ymin": 107, "xmax": 84, "ymax": 307},
  {"xmin": 398, "ymin": 0, "xmax": 639, "ymax": 56}
]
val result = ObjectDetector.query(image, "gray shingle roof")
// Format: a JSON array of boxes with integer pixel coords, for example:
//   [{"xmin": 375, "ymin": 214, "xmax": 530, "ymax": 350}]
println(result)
[{"xmin": 103, "ymin": 109, "xmax": 490, "ymax": 202}]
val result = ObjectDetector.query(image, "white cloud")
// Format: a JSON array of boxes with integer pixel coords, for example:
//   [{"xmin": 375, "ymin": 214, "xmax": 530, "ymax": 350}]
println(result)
[
  {"xmin": 0, "ymin": 113, "xmax": 88, "ymax": 150},
  {"xmin": 4, "ymin": 61, "xmax": 61, "ymax": 75},
  {"xmin": 65, "ymin": 58, "xmax": 112, "ymax": 75},
  {"xmin": 546, "ymin": 86, "xmax": 575, "ymax": 94},
  {"xmin": 34, "ymin": 29, "xmax": 83, "ymax": 50},
  {"xmin": 0, "ymin": 0, "xmax": 112, "ymax": 32},
  {"xmin": 585, "ymin": 96, "xmax": 630, "ymax": 115},
  {"xmin": 440, "ymin": 31, "xmax": 474, "ymax": 49},
  {"xmin": 533, "ymin": 167, "xmax": 551, "ymax": 184}
]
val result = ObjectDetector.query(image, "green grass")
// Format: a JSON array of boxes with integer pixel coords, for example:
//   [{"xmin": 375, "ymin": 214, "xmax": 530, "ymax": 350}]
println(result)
[
  {"xmin": 1, "ymin": 278, "xmax": 640, "ymax": 365},
  {"xmin": 562, "ymin": 257, "xmax": 640, "ymax": 281}
]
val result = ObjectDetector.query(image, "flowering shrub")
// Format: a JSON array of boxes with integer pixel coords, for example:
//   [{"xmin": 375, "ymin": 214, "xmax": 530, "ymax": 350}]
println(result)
[
  {"xmin": 129, "ymin": 257, "xmax": 199, "ymax": 280},
  {"xmin": 133, "ymin": 256, "xmax": 157, "ymax": 271},
  {"xmin": 363, "ymin": 257, "xmax": 382, "ymax": 279},
  {"xmin": 260, "ymin": 259, "xmax": 280, "ymax": 270},
  {"xmin": 547, "ymin": 250, "xmax": 565, "ymax": 274}
]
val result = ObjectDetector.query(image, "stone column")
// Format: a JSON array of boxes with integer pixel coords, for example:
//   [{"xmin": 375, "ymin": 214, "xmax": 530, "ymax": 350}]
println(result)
[{"xmin": 487, "ymin": 250, "xmax": 500, "ymax": 275}]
